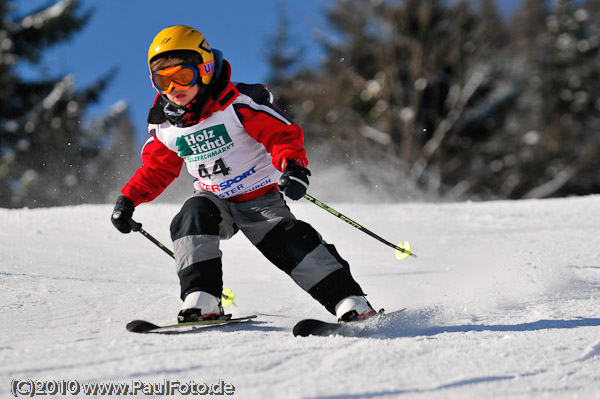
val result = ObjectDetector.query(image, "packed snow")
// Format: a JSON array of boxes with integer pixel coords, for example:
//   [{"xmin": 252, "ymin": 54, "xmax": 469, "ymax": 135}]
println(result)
[{"xmin": 1, "ymin": 193, "xmax": 600, "ymax": 398}]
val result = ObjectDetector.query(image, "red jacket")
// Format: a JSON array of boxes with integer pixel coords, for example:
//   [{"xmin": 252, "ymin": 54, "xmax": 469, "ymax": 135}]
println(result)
[{"xmin": 122, "ymin": 58, "xmax": 308, "ymax": 207}]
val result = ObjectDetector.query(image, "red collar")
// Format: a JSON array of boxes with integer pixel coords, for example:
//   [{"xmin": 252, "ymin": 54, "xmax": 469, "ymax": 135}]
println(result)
[{"xmin": 199, "ymin": 80, "xmax": 239, "ymax": 119}]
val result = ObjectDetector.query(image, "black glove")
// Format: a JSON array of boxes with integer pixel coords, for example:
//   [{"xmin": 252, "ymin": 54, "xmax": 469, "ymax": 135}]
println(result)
[
  {"xmin": 111, "ymin": 196, "xmax": 135, "ymax": 233},
  {"xmin": 278, "ymin": 161, "xmax": 311, "ymax": 200}
]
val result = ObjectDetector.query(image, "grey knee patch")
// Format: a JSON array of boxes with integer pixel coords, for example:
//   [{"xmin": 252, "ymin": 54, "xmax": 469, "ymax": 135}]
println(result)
[{"xmin": 256, "ymin": 219, "xmax": 322, "ymax": 274}]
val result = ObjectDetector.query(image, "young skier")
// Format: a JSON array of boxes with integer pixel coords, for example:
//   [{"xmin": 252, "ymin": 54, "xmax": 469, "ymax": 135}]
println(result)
[{"xmin": 111, "ymin": 25, "xmax": 376, "ymax": 324}]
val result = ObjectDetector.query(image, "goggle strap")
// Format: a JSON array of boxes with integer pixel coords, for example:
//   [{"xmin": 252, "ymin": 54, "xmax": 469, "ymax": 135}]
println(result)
[{"xmin": 198, "ymin": 60, "xmax": 215, "ymax": 77}]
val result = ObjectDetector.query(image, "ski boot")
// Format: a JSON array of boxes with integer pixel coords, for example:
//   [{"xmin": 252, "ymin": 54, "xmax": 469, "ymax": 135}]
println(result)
[
  {"xmin": 335, "ymin": 296, "xmax": 378, "ymax": 323},
  {"xmin": 177, "ymin": 291, "xmax": 225, "ymax": 323}
]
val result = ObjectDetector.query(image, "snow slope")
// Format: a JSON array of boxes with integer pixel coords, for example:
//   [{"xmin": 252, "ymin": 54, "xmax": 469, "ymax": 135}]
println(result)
[{"xmin": 1, "ymin": 195, "xmax": 600, "ymax": 398}]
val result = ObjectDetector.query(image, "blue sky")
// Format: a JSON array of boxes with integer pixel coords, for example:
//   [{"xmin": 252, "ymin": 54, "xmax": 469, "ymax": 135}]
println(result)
[
  {"xmin": 16, "ymin": 0, "xmax": 329, "ymax": 143},
  {"xmin": 16, "ymin": 0, "xmax": 522, "ymax": 145}
]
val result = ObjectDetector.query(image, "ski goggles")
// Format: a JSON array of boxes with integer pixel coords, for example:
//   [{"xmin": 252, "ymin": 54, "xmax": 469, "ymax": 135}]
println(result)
[{"xmin": 150, "ymin": 61, "xmax": 215, "ymax": 94}]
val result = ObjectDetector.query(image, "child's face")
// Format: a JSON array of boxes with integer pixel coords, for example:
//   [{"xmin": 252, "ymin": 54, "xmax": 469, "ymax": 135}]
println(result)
[
  {"xmin": 167, "ymin": 85, "xmax": 199, "ymax": 107},
  {"xmin": 160, "ymin": 58, "xmax": 200, "ymax": 107}
]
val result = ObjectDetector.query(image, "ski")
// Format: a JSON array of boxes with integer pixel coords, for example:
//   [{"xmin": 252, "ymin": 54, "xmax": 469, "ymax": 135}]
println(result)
[
  {"xmin": 292, "ymin": 309, "xmax": 406, "ymax": 337},
  {"xmin": 126, "ymin": 315, "xmax": 257, "ymax": 334}
]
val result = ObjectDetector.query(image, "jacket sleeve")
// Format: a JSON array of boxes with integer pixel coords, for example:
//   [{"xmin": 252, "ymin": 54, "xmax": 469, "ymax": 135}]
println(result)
[
  {"xmin": 234, "ymin": 84, "xmax": 308, "ymax": 171},
  {"xmin": 121, "ymin": 135, "xmax": 184, "ymax": 206}
]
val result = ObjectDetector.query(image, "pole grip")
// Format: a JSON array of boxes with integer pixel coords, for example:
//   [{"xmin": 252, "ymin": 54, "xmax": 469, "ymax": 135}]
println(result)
[{"xmin": 112, "ymin": 210, "xmax": 142, "ymax": 232}]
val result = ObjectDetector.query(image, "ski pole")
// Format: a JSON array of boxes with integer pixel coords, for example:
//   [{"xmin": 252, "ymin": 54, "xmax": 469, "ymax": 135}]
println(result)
[
  {"xmin": 112, "ymin": 211, "xmax": 175, "ymax": 259},
  {"xmin": 302, "ymin": 193, "xmax": 417, "ymax": 259}
]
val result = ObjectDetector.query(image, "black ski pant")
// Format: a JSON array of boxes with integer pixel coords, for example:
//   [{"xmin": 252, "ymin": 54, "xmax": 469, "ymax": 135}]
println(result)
[{"xmin": 170, "ymin": 191, "xmax": 365, "ymax": 314}]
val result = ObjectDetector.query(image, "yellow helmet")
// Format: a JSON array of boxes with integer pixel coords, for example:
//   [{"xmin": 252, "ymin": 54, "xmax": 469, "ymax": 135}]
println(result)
[{"xmin": 148, "ymin": 25, "xmax": 215, "ymax": 85}]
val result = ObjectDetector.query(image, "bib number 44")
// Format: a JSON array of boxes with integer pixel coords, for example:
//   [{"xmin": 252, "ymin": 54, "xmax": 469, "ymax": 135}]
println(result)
[{"xmin": 198, "ymin": 158, "xmax": 231, "ymax": 178}]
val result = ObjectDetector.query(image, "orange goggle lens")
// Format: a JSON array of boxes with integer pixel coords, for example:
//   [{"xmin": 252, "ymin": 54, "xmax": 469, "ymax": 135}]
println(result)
[{"xmin": 150, "ymin": 61, "xmax": 215, "ymax": 94}]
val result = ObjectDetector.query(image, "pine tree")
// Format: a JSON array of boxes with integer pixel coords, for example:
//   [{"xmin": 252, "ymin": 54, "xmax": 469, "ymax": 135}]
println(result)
[
  {"xmin": 512, "ymin": 0, "xmax": 600, "ymax": 198},
  {"xmin": 281, "ymin": 0, "xmax": 515, "ymax": 199},
  {"xmin": 263, "ymin": 5, "xmax": 304, "ymax": 118},
  {"xmin": 266, "ymin": 0, "xmax": 600, "ymax": 200},
  {"xmin": 0, "ymin": 0, "xmax": 133, "ymax": 207}
]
